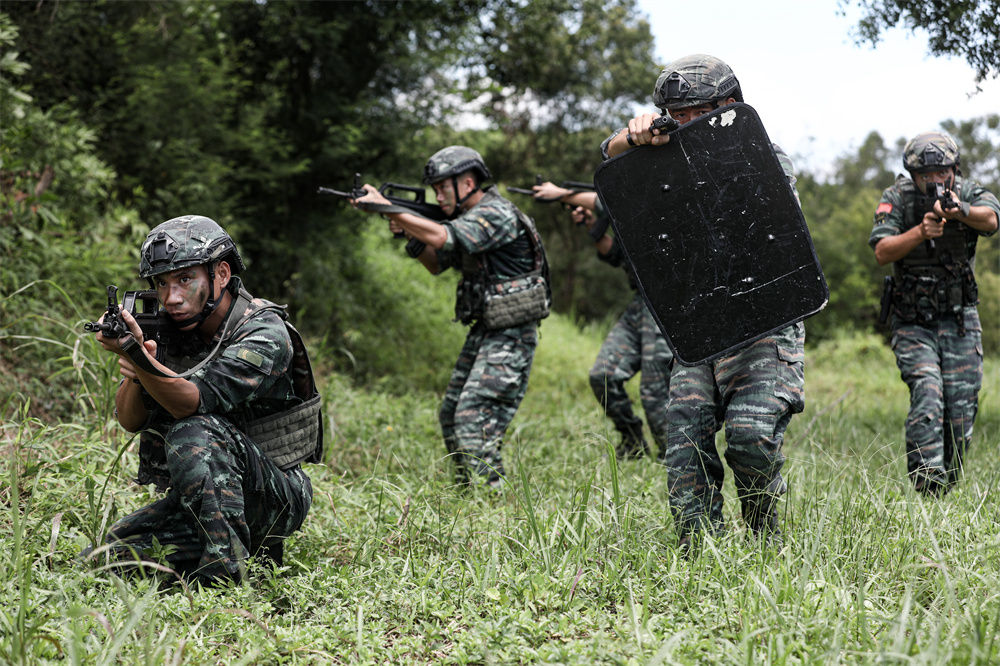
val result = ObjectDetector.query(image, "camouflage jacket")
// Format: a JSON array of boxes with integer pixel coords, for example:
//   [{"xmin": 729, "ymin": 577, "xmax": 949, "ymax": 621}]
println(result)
[
  {"xmin": 136, "ymin": 278, "xmax": 299, "ymax": 488},
  {"xmin": 869, "ymin": 174, "xmax": 999, "ymax": 265}
]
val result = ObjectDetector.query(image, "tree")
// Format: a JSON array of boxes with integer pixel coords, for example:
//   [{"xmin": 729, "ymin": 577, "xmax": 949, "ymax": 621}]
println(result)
[{"xmin": 841, "ymin": 0, "xmax": 1000, "ymax": 83}]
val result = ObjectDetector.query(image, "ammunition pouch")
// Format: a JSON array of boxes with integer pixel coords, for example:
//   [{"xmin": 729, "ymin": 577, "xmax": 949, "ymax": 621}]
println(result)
[
  {"xmin": 482, "ymin": 271, "xmax": 550, "ymax": 329},
  {"xmin": 454, "ymin": 278, "xmax": 485, "ymax": 325},
  {"xmin": 891, "ymin": 265, "xmax": 977, "ymax": 326}
]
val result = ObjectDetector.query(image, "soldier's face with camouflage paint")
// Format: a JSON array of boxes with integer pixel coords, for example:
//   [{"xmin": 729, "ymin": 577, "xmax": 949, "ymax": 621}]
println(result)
[
  {"xmin": 432, "ymin": 173, "xmax": 476, "ymax": 216},
  {"xmin": 668, "ymin": 98, "xmax": 736, "ymax": 126},
  {"xmin": 155, "ymin": 261, "xmax": 230, "ymax": 329},
  {"xmin": 913, "ymin": 168, "xmax": 955, "ymax": 194}
]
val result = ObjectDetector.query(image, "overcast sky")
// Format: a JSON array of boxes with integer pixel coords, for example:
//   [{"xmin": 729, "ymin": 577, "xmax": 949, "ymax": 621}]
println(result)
[{"xmin": 636, "ymin": 0, "xmax": 1000, "ymax": 177}]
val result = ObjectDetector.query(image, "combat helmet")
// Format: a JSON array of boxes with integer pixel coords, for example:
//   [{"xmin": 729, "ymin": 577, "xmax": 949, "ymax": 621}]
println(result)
[
  {"xmin": 139, "ymin": 215, "xmax": 245, "ymax": 329},
  {"xmin": 903, "ymin": 132, "xmax": 961, "ymax": 173},
  {"xmin": 652, "ymin": 54, "xmax": 743, "ymax": 111},
  {"xmin": 422, "ymin": 146, "xmax": 492, "ymax": 185},
  {"xmin": 140, "ymin": 215, "xmax": 245, "ymax": 279}
]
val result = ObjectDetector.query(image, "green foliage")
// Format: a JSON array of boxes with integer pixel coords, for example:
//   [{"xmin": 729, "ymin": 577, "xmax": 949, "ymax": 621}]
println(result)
[
  {"xmin": 476, "ymin": 0, "xmax": 655, "ymax": 128},
  {"xmin": 0, "ymin": 14, "xmax": 145, "ymax": 421},
  {"xmin": 799, "ymin": 175, "xmax": 887, "ymax": 340},
  {"xmin": 843, "ymin": 0, "xmax": 1000, "ymax": 82},
  {"xmin": 302, "ymin": 224, "xmax": 468, "ymax": 393}
]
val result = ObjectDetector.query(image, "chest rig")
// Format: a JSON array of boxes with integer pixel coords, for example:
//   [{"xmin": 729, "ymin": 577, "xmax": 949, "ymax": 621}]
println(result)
[
  {"xmin": 453, "ymin": 196, "xmax": 550, "ymax": 328},
  {"xmin": 891, "ymin": 179, "xmax": 978, "ymax": 334}
]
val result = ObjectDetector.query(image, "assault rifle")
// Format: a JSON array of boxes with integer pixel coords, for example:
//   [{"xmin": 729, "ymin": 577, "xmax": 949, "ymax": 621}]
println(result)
[
  {"xmin": 318, "ymin": 172, "xmax": 447, "ymax": 225},
  {"xmin": 919, "ymin": 181, "xmax": 960, "ymax": 251},
  {"xmin": 84, "ymin": 286, "xmax": 172, "ymax": 359},
  {"xmin": 318, "ymin": 173, "xmax": 444, "ymax": 256}
]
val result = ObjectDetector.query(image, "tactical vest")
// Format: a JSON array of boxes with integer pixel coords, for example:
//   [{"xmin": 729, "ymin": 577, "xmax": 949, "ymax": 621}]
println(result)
[
  {"xmin": 155, "ymin": 284, "xmax": 324, "ymax": 470},
  {"xmin": 890, "ymin": 179, "xmax": 978, "ymax": 332},
  {"xmin": 454, "ymin": 196, "xmax": 551, "ymax": 328}
]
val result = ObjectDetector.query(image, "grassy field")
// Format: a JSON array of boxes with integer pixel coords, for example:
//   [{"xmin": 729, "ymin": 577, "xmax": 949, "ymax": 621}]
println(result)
[{"xmin": 2, "ymin": 316, "xmax": 998, "ymax": 664}]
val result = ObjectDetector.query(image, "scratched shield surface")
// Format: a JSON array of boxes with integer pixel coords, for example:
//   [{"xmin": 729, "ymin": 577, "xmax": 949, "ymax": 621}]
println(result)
[{"xmin": 594, "ymin": 103, "xmax": 828, "ymax": 365}]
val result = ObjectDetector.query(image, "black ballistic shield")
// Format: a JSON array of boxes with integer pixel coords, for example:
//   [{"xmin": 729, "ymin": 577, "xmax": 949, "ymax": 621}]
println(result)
[{"xmin": 594, "ymin": 103, "xmax": 828, "ymax": 365}]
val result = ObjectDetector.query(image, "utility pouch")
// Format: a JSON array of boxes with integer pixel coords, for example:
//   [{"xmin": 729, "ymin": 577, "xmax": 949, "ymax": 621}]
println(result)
[
  {"xmin": 962, "ymin": 267, "xmax": 979, "ymax": 306},
  {"xmin": 879, "ymin": 275, "xmax": 894, "ymax": 324},
  {"xmin": 482, "ymin": 272, "xmax": 550, "ymax": 329},
  {"xmin": 454, "ymin": 279, "xmax": 484, "ymax": 325},
  {"xmin": 245, "ymin": 394, "xmax": 323, "ymax": 470}
]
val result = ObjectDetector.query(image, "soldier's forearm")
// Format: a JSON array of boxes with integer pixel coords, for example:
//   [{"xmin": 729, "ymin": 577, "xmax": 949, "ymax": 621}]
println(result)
[
  {"xmin": 958, "ymin": 206, "xmax": 999, "ymax": 233},
  {"xmin": 874, "ymin": 227, "xmax": 924, "ymax": 265},
  {"xmin": 136, "ymin": 373, "xmax": 201, "ymax": 420},
  {"xmin": 115, "ymin": 380, "xmax": 149, "ymax": 432},
  {"xmin": 394, "ymin": 213, "xmax": 448, "ymax": 249}
]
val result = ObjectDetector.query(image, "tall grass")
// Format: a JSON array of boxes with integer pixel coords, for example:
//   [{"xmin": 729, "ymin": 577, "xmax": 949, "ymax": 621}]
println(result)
[{"xmin": 1, "ymin": 318, "xmax": 997, "ymax": 664}]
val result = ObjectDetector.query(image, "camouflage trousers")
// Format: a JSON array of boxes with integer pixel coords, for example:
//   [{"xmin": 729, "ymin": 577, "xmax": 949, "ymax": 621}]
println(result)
[
  {"xmin": 104, "ymin": 414, "xmax": 312, "ymax": 583},
  {"xmin": 440, "ymin": 321, "xmax": 537, "ymax": 484},
  {"xmin": 589, "ymin": 294, "xmax": 673, "ymax": 453},
  {"xmin": 890, "ymin": 308, "xmax": 983, "ymax": 495},
  {"xmin": 661, "ymin": 323, "xmax": 805, "ymax": 544}
]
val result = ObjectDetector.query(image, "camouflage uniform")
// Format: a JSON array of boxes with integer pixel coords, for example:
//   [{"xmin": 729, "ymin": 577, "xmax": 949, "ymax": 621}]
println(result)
[
  {"xmin": 436, "ymin": 186, "xmax": 544, "ymax": 485},
  {"xmin": 99, "ymin": 217, "xmax": 315, "ymax": 583},
  {"xmin": 600, "ymin": 54, "xmax": 808, "ymax": 544},
  {"xmin": 870, "ymin": 167, "xmax": 998, "ymax": 494},
  {"xmin": 589, "ymin": 218, "xmax": 673, "ymax": 458},
  {"xmin": 659, "ymin": 145, "xmax": 804, "ymax": 544}
]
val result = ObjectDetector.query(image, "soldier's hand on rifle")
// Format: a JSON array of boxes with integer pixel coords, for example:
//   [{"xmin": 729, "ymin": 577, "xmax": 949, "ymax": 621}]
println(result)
[
  {"xmin": 919, "ymin": 212, "xmax": 946, "ymax": 240},
  {"xmin": 533, "ymin": 181, "xmax": 572, "ymax": 203},
  {"xmin": 570, "ymin": 205, "xmax": 594, "ymax": 228},
  {"xmin": 349, "ymin": 183, "xmax": 390, "ymax": 208},
  {"xmin": 933, "ymin": 190, "xmax": 962, "ymax": 219},
  {"xmin": 95, "ymin": 309, "xmax": 148, "ymax": 356},
  {"xmin": 388, "ymin": 216, "xmax": 406, "ymax": 237}
]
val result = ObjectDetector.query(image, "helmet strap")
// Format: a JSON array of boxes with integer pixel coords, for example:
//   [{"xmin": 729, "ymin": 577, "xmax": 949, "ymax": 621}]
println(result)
[
  {"xmin": 167, "ymin": 262, "xmax": 223, "ymax": 331},
  {"xmin": 450, "ymin": 175, "xmax": 480, "ymax": 218}
]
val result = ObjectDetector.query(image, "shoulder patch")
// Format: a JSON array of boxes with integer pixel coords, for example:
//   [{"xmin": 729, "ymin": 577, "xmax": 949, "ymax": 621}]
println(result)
[
  {"xmin": 236, "ymin": 348, "xmax": 267, "ymax": 369},
  {"xmin": 876, "ymin": 202, "xmax": 893, "ymax": 214}
]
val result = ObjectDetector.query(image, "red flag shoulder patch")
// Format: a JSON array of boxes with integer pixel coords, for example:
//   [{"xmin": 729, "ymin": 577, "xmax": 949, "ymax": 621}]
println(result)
[{"xmin": 876, "ymin": 202, "xmax": 893, "ymax": 214}]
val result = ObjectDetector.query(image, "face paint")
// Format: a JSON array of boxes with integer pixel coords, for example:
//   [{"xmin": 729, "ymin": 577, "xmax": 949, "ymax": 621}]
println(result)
[{"xmin": 156, "ymin": 266, "xmax": 211, "ymax": 328}]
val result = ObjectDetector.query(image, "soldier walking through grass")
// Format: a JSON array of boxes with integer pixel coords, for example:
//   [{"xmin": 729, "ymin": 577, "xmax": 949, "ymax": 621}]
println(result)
[
  {"xmin": 353, "ymin": 147, "xmax": 550, "ymax": 489},
  {"xmin": 532, "ymin": 181, "xmax": 673, "ymax": 460},
  {"xmin": 603, "ymin": 54, "xmax": 807, "ymax": 548},
  {"xmin": 870, "ymin": 132, "xmax": 998, "ymax": 495}
]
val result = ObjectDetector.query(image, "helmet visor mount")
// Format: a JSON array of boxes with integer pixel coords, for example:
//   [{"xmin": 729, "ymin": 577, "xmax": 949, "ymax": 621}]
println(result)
[
  {"xmin": 910, "ymin": 144, "xmax": 954, "ymax": 173},
  {"xmin": 144, "ymin": 234, "xmax": 178, "ymax": 276},
  {"xmin": 662, "ymin": 72, "xmax": 692, "ymax": 105}
]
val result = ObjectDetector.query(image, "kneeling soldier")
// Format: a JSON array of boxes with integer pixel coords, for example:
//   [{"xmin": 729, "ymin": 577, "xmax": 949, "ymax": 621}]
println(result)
[{"xmin": 90, "ymin": 215, "xmax": 322, "ymax": 583}]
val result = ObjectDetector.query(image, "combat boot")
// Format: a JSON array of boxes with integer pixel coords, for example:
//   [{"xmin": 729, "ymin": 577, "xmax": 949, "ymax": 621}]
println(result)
[
  {"xmin": 615, "ymin": 422, "xmax": 649, "ymax": 460},
  {"xmin": 739, "ymin": 476, "xmax": 785, "ymax": 547}
]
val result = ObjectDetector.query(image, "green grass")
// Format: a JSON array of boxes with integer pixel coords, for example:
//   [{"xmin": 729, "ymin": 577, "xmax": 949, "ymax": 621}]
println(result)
[{"xmin": 2, "ymin": 320, "xmax": 998, "ymax": 664}]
